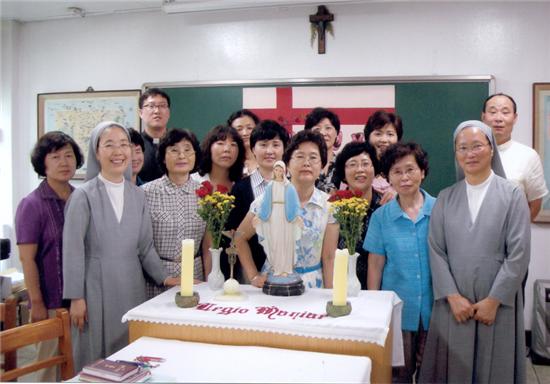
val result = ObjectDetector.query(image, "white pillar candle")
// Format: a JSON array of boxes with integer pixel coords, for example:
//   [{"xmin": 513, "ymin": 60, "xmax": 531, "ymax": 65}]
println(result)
[
  {"xmin": 181, "ymin": 239, "xmax": 194, "ymax": 297},
  {"xmin": 332, "ymin": 249, "xmax": 349, "ymax": 306}
]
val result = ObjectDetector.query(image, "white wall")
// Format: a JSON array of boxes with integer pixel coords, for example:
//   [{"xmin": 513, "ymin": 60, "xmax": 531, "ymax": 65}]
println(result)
[
  {"xmin": 0, "ymin": 20, "xmax": 19, "ymax": 270},
  {"xmin": 4, "ymin": 1, "xmax": 549, "ymax": 327}
]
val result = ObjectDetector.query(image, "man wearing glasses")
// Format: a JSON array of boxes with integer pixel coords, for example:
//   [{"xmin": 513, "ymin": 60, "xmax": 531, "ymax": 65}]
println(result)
[{"xmin": 138, "ymin": 88, "xmax": 171, "ymax": 182}]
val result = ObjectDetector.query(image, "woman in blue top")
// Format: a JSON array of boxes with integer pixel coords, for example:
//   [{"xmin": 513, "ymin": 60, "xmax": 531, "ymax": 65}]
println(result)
[{"xmin": 363, "ymin": 141, "xmax": 435, "ymax": 383}]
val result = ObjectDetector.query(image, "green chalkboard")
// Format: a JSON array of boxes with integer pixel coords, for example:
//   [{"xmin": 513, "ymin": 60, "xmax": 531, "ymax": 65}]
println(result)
[
  {"xmin": 151, "ymin": 78, "xmax": 491, "ymax": 196},
  {"xmin": 395, "ymin": 82, "xmax": 490, "ymax": 194},
  {"xmin": 164, "ymin": 86, "xmax": 243, "ymax": 137}
]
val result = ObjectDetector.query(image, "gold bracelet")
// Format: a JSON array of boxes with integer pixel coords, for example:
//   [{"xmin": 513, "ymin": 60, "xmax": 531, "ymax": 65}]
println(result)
[{"xmin": 251, "ymin": 274, "xmax": 260, "ymax": 282}]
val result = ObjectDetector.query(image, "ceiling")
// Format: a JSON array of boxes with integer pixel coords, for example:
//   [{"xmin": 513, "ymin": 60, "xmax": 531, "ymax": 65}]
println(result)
[
  {"xmin": 1, "ymin": 0, "xmax": 548, "ymax": 23},
  {"xmin": 0, "ymin": 0, "xmax": 164, "ymax": 22}
]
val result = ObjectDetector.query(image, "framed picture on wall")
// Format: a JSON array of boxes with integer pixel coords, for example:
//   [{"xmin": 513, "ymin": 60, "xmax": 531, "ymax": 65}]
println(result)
[
  {"xmin": 37, "ymin": 89, "xmax": 141, "ymax": 179},
  {"xmin": 533, "ymin": 82, "xmax": 550, "ymax": 223}
]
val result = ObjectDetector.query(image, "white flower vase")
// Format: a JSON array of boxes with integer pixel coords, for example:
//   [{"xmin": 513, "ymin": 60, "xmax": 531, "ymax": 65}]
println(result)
[
  {"xmin": 207, "ymin": 247, "xmax": 225, "ymax": 290},
  {"xmin": 347, "ymin": 251, "xmax": 361, "ymax": 297}
]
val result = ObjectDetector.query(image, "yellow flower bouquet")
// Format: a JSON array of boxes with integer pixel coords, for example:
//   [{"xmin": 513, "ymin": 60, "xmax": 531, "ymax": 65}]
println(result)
[
  {"xmin": 195, "ymin": 181, "xmax": 235, "ymax": 249},
  {"xmin": 329, "ymin": 190, "xmax": 370, "ymax": 252}
]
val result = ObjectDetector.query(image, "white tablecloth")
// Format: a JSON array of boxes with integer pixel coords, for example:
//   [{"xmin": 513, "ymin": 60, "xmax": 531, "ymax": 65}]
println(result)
[
  {"xmin": 106, "ymin": 336, "xmax": 372, "ymax": 383},
  {"xmin": 122, "ymin": 284, "xmax": 404, "ymax": 365}
]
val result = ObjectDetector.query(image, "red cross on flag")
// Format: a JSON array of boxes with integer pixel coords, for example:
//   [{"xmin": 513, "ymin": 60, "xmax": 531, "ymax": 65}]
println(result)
[{"xmin": 243, "ymin": 85, "xmax": 395, "ymax": 148}]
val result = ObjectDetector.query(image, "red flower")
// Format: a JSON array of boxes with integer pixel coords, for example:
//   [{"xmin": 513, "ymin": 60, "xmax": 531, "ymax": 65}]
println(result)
[
  {"xmin": 196, "ymin": 181, "xmax": 214, "ymax": 198},
  {"xmin": 216, "ymin": 184, "xmax": 229, "ymax": 194},
  {"xmin": 195, "ymin": 186, "xmax": 209, "ymax": 198},
  {"xmin": 328, "ymin": 190, "xmax": 355, "ymax": 202},
  {"xmin": 202, "ymin": 181, "xmax": 214, "ymax": 194}
]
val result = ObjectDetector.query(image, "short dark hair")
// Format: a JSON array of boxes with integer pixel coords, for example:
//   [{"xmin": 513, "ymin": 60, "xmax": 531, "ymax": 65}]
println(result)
[
  {"xmin": 304, "ymin": 107, "xmax": 341, "ymax": 134},
  {"xmin": 157, "ymin": 129, "xmax": 201, "ymax": 175},
  {"xmin": 31, "ymin": 131, "xmax": 84, "ymax": 177},
  {"xmin": 333, "ymin": 141, "xmax": 379, "ymax": 186},
  {"xmin": 283, "ymin": 130, "xmax": 328, "ymax": 168},
  {"xmin": 482, "ymin": 93, "xmax": 517, "ymax": 113},
  {"xmin": 249, "ymin": 120, "xmax": 290, "ymax": 149},
  {"xmin": 380, "ymin": 141, "xmax": 429, "ymax": 178},
  {"xmin": 127, "ymin": 128, "xmax": 145, "ymax": 152},
  {"xmin": 364, "ymin": 110, "xmax": 403, "ymax": 141},
  {"xmin": 139, "ymin": 88, "xmax": 171, "ymax": 109},
  {"xmin": 199, "ymin": 125, "xmax": 245, "ymax": 182},
  {"xmin": 227, "ymin": 109, "xmax": 260, "ymax": 127}
]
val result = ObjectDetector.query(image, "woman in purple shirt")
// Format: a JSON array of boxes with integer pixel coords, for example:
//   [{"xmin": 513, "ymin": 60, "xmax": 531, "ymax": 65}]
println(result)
[{"xmin": 15, "ymin": 131, "xmax": 83, "ymax": 381}]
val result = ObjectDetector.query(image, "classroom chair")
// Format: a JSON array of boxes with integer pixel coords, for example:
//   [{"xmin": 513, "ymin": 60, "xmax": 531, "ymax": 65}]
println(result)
[
  {"xmin": 0, "ymin": 295, "xmax": 17, "ymax": 374},
  {"xmin": 0, "ymin": 308, "xmax": 74, "ymax": 381}
]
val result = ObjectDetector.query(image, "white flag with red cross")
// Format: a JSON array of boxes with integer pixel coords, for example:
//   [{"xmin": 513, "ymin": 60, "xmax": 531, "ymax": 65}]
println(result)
[{"xmin": 243, "ymin": 85, "xmax": 395, "ymax": 149}]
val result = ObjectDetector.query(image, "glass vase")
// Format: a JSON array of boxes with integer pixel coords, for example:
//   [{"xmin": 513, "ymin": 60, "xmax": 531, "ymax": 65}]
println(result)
[
  {"xmin": 207, "ymin": 247, "xmax": 225, "ymax": 290},
  {"xmin": 347, "ymin": 251, "xmax": 361, "ymax": 297}
]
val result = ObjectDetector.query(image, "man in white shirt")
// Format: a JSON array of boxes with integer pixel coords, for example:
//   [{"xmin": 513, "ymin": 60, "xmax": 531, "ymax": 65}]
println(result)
[
  {"xmin": 138, "ymin": 88, "xmax": 171, "ymax": 183},
  {"xmin": 482, "ymin": 93, "xmax": 548, "ymax": 221}
]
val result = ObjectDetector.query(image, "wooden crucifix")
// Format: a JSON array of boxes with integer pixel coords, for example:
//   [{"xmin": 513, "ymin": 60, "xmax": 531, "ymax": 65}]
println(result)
[{"xmin": 309, "ymin": 5, "xmax": 334, "ymax": 54}]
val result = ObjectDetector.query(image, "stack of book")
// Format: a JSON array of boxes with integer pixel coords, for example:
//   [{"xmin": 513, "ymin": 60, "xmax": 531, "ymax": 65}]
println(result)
[{"xmin": 79, "ymin": 359, "xmax": 151, "ymax": 382}]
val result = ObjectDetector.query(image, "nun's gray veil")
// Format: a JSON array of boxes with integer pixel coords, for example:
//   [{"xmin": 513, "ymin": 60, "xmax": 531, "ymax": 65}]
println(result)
[
  {"xmin": 85, "ymin": 121, "xmax": 133, "ymax": 181},
  {"xmin": 453, "ymin": 120, "xmax": 506, "ymax": 181}
]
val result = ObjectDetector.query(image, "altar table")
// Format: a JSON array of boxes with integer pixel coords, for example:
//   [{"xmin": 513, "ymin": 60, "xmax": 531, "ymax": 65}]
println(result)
[
  {"xmin": 122, "ymin": 284, "xmax": 403, "ymax": 383},
  {"xmin": 105, "ymin": 336, "xmax": 372, "ymax": 383}
]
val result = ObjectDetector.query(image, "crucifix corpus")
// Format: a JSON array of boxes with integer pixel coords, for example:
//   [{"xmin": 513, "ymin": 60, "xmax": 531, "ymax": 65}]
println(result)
[{"xmin": 309, "ymin": 5, "xmax": 334, "ymax": 54}]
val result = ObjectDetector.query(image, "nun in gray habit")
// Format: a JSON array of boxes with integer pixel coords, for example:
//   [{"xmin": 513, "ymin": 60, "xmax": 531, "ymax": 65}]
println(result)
[
  {"xmin": 419, "ymin": 120, "xmax": 530, "ymax": 383},
  {"xmin": 62, "ymin": 121, "xmax": 173, "ymax": 372}
]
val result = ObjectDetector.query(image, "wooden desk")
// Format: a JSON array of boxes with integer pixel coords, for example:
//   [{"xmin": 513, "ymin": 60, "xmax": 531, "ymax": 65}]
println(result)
[{"xmin": 124, "ymin": 285, "xmax": 403, "ymax": 384}]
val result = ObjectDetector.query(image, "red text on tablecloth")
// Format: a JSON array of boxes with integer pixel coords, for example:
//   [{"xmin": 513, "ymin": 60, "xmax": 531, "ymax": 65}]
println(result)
[{"xmin": 196, "ymin": 303, "xmax": 327, "ymax": 320}]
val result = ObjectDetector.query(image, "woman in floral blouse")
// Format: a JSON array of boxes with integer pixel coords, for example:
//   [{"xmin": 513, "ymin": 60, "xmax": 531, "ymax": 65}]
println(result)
[{"xmin": 236, "ymin": 130, "xmax": 339, "ymax": 289}]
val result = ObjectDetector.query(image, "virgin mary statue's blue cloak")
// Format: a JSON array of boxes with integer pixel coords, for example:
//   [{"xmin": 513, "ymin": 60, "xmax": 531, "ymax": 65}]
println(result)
[{"xmin": 257, "ymin": 180, "xmax": 301, "ymax": 223}]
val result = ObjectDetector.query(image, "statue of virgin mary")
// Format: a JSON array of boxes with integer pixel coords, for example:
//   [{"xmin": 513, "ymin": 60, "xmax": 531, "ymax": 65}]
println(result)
[{"xmin": 255, "ymin": 161, "xmax": 302, "ymax": 278}]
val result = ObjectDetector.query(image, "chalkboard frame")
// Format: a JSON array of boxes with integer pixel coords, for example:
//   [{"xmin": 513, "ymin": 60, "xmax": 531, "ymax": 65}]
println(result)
[{"xmin": 145, "ymin": 75, "xmax": 494, "ymax": 88}]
